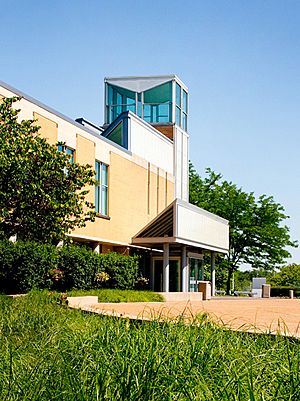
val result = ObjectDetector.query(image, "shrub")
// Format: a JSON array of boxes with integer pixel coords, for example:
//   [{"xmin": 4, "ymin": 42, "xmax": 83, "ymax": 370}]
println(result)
[
  {"xmin": 58, "ymin": 245, "xmax": 103, "ymax": 290},
  {"xmin": 98, "ymin": 252, "xmax": 139, "ymax": 290},
  {"xmin": 0, "ymin": 240, "xmax": 58, "ymax": 294},
  {"xmin": 270, "ymin": 286, "xmax": 300, "ymax": 298},
  {"xmin": 0, "ymin": 241, "xmax": 141, "ymax": 293}
]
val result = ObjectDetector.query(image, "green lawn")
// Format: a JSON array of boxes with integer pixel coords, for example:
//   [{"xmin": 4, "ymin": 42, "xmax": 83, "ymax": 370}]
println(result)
[
  {"xmin": 0, "ymin": 291, "xmax": 299, "ymax": 400},
  {"xmin": 66, "ymin": 288, "xmax": 164, "ymax": 303}
]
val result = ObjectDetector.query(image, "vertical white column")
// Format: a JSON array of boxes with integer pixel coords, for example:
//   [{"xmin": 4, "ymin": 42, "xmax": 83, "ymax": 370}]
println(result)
[
  {"xmin": 181, "ymin": 246, "xmax": 188, "ymax": 292},
  {"xmin": 211, "ymin": 251, "xmax": 216, "ymax": 297},
  {"xmin": 163, "ymin": 242, "xmax": 169, "ymax": 292}
]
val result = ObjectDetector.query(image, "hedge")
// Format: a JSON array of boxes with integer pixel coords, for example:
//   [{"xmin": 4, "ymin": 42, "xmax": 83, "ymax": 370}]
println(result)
[
  {"xmin": 0, "ymin": 241, "xmax": 140, "ymax": 294},
  {"xmin": 270, "ymin": 286, "xmax": 300, "ymax": 298},
  {"xmin": 0, "ymin": 240, "xmax": 58, "ymax": 293}
]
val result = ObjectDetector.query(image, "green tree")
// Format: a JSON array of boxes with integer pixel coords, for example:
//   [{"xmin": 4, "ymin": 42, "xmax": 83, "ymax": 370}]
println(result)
[
  {"xmin": 0, "ymin": 97, "xmax": 96, "ymax": 243},
  {"xmin": 189, "ymin": 163, "xmax": 298, "ymax": 294},
  {"xmin": 270, "ymin": 264, "xmax": 300, "ymax": 287}
]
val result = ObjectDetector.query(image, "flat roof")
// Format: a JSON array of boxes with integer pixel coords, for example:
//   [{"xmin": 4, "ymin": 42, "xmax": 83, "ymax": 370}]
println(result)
[{"xmin": 105, "ymin": 74, "xmax": 188, "ymax": 92}]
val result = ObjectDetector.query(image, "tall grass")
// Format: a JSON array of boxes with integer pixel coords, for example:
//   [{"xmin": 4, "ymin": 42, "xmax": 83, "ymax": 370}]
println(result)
[{"xmin": 0, "ymin": 291, "xmax": 299, "ymax": 400}]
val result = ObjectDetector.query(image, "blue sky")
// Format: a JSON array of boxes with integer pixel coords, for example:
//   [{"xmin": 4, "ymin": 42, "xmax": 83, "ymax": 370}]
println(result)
[{"xmin": 1, "ymin": 0, "xmax": 300, "ymax": 263}]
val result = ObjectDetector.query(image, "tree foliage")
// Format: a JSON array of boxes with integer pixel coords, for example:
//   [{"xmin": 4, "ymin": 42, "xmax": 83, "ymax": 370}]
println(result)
[
  {"xmin": 189, "ymin": 163, "xmax": 298, "ymax": 293},
  {"xmin": 0, "ymin": 97, "xmax": 96, "ymax": 243},
  {"xmin": 270, "ymin": 264, "xmax": 300, "ymax": 287}
]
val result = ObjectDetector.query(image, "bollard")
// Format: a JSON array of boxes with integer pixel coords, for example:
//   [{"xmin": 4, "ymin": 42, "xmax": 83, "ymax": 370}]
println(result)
[{"xmin": 289, "ymin": 290, "xmax": 294, "ymax": 299}]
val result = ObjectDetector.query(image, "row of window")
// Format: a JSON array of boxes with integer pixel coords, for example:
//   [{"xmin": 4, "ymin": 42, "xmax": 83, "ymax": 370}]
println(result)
[{"xmin": 58, "ymin": 145, "xmax": 109, "ymax": 217}]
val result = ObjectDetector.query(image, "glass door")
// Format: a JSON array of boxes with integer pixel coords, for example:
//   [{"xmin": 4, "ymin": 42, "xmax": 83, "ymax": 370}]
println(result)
[
  {"xmin": 169, "ymin": 260, "xmax": 180, "ymax": 292},
  {"xmin": 189, "ymin": 257, "xmax": 203, "ymax": 292},
  {"xmin": 153, "ymin": 258, "xmax": 181, "ymax": 292}
]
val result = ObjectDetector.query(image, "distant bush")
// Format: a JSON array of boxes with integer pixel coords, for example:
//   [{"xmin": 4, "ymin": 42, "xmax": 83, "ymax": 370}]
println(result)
[
  {"xmin": 270, "ymin": 286, "xmax": 300, "ymax": 298},
  {"xmin": 270, "ymin": 264, "xmax": 300, "ymax": 288}
]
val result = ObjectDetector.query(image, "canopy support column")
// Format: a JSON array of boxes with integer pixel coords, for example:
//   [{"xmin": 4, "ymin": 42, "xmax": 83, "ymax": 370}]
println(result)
[
  {"xmin": 211, "ymin": 251, "xmax": 216, "ymax": 296},
  {"xmin": 181, "ymin": 246, "xmax": 188, "ymax": 292},
  {"xmin": 163, "ymin": 242, "xmax": 169, "ymax": 292}
]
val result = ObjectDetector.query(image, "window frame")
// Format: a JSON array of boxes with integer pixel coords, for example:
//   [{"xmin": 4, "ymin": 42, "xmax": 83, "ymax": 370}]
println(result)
[{"xmin": 95, "ymin": 161, "xmax": 109, "ymax": 217}]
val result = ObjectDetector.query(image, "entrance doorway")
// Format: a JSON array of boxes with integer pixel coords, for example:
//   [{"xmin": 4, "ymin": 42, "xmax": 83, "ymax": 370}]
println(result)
[
  {"xmin": 189, "ymin": 255, "xmax": 203, "ymax": 292},
  {"xmin": 152, "ymin": 257, "xmax": 181, "ymax": 292}
]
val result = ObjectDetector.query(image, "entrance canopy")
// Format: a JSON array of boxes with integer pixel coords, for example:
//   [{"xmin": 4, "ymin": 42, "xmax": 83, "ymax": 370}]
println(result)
[{"xmin": 132, "ymin": 199, "xmax": 229, "ymax": 254}]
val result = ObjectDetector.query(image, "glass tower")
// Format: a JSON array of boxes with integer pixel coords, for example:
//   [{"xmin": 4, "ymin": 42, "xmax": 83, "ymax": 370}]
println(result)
[{"xmin": 104, "ymin": 75, "xmax": 188, "ymax": 132}]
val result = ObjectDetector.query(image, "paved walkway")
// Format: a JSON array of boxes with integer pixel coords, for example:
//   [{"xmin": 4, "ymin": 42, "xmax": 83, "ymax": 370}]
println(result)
[{"xmin": 79, "ymin": 298, "xmax": 300, "ymax": 338}]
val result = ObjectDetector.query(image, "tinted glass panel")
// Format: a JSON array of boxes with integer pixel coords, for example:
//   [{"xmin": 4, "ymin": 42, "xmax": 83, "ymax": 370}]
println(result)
[
  {"xmin": 157, "ymin": 103, "xmax": 169, "ymax": 123},
  {"xmin": 183, "ymin": 90, "xmax": 188, "ymax": 113},
  {"xmin": 176, "ymin": 106, "xmax": 181, "ymax": 126},
  {"xmin": 95, "ymin": 161, "xmax": 101, "ymax": 213},
  {"xmin": 182, "ymin": 113, "xmax": 187, "ymax": 131},
  {"xmin": 144, "ymin": 82, "xmax": 172, "ymax": 104},
  {"xmin": 101, "ymin": 164, "xmax": 108, "ymax": 186},
  {"xmin": 106, "ymin": 122, "xmax": 123, "ymax": 146},
  {"xmin": 95, "ymin": 161, "xmax": 100, "ymax": 181},
  {"xmin": 101, "ymin": 187, "xmax": 108, "ymax": 215},
  {"xmin": 126, "ymin": 104, "xmax": 135, "ymax": 113},
  {"xmin": 176, "ymin": 83, "xmax": 181, "ymax": 107},
  {"xmin": 106, "ymin": 84, "xmax": 136, "ymax": 123},
  {"xmin": 66, "ymin": 148, "xmax": 74, "ymax": 163},
  {"xmin": 95, "ymin": 186, "xmax": 100, "ymax": 213},
  {"xmin": 143, "ymin": 104, "xmax": 151, "ymax": 122}
]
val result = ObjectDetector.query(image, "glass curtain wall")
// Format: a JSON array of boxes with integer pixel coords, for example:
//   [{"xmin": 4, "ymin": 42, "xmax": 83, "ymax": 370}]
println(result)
[
  {"xmin": 175, "ymin": 83, "xmax": 188, "ymax": 130},
  {"xmin": 106, "ymin": 85, "xmax": 136, "ymax": 124},
  {"xmin": 105, "ymin": 80, "xmax": 188, "ymax": 130},
  {"xmin": 143, "ymin": 82, "xmax": 172, "ymax": 123}
]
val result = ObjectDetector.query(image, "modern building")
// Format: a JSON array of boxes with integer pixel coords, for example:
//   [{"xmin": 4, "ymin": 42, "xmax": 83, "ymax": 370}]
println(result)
[{"xmin": 0, "ymin": 75, "xmax": 229, "ymax": 294}]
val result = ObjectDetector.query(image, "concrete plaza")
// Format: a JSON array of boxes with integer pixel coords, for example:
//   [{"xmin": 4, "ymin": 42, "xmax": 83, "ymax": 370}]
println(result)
[{"xmin": 76, "ymin": 297, "xmax": 300, "ymax": 338}]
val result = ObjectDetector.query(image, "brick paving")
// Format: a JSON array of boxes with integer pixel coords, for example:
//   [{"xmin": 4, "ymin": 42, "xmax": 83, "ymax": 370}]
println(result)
[{"xmin": 79, "ymin": 298, "xmax": 300, "ymax": 338}]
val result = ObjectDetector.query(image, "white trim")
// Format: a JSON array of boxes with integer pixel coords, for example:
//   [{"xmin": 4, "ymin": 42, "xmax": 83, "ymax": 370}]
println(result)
[
  {"xmin": 133, "ymin": 236, "xmax": 228, "ymax": 253},
  {"xmin": 68, "ymin": 233, "xmax": 159, "ymax": 251},
  {"xmin": 133, "ymin": 237, "xmax": 176, "ymax": 244},
  {"xmin": 0, "ymin": 80, "xmax": 132, "ymax": 156},
  {"xmin": 127, "ymin": 111, "xmax": 173, "ymax": 145},
  {"xmin": 104, "ymin": 75, "xmax": 188, "ymax": 92}
]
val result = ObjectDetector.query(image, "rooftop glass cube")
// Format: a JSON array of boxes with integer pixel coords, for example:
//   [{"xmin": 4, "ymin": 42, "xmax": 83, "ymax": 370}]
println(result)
[{"xmin": 104, "ymin": 75, "xmax": 188, "ymax": 131}]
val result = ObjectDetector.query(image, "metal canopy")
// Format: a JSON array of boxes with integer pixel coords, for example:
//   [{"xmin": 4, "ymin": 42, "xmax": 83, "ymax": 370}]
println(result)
[
  {"xmin": 104, "ymin": 75, "xmax": 188, "ymax": 93},
  {"xmin": 132, "ymin": 199, "xmax": 229, "ymax": 254}
]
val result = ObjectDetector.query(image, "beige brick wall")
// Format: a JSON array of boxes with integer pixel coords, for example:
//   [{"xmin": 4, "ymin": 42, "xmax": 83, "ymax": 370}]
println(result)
[
  {"xmin": 74, "ymin": 152, "xmax": 175, "ymax": 244},
  {"xmin": 33, "ymin": 112, "xmax": 58, "ymax": 145}
]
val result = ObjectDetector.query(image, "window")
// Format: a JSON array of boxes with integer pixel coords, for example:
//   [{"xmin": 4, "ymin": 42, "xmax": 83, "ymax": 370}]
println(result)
[
  {"xmin": 175, "ymin": 83, "xmax": 181, "ymax": 127},
  {"xmin": 106, "ymin": 122, "xmax": 123, "ymax": 147},
  {"xmin": 175, "ymin": 83, "xmax": 188, "ymax": 131},
  {"xmin": 182, "ymin": 89, "xmax": 188, "ymax": 131},
  {"xmin": 106, "ymin": 84, "xmax": 136, "ymax": 124},
  {"xmin": 58, "ymin": 145, "xmax": 75, "ymax": 175},
  {"xmin": 143, "ymin": 82, "xmax": 172, "ymax": 123},
  {"xmin": 95, "ymin": 161, "xmax": 108, "ymax": 216},
  {"xmin": 58, "ymin": 144, "xmax": 75, "ymax": 163}
]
